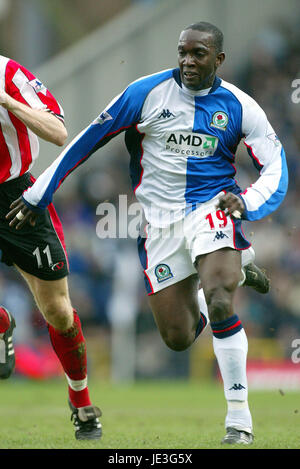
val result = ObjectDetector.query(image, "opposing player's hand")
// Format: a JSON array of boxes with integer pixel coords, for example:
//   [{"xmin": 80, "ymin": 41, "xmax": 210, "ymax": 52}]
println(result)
[
  {"xmin": 6, "ymin": 197, "xmax": 38, "ymax": 230},
  {"xmin": 216, "ymin": 192, "xmax": 245, "ymax": 218}
]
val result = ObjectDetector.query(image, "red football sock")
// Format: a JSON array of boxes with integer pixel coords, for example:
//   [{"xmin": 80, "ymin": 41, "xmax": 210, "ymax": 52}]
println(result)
[
  {"xmin": 0, "ymin": 307, "xmax": 10, "ymax": 333},
  {"xmin": 48, "ymin": 310, "xmax": 92, "ymax": 408},
  {"xmin": 68, "ymin": 386, "xmax": 91, "ymax": 409}
]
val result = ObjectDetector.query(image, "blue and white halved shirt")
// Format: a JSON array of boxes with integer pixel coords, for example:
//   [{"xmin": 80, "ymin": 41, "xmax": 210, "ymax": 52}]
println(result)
[{"xmin": 23, "ymin": 68, "xmax": 288, "ymax": 225}]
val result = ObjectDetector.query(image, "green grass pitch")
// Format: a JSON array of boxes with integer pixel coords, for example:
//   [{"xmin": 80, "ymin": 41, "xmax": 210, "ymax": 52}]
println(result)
[{"xmin": 0, "ymin": 378, "xmax": 299, "ymax": 449}]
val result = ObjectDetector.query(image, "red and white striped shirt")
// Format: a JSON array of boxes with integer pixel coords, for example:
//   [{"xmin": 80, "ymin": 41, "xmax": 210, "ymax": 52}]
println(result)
[{"xmin": 0, "ymin": 55, "xmax": 64, "ymax": 183}]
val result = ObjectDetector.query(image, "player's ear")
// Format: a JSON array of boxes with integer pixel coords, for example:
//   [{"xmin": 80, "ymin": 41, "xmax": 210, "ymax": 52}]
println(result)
[{"xmin": 216, "ymin": 52, "xmax": 225, "ymax": 68}]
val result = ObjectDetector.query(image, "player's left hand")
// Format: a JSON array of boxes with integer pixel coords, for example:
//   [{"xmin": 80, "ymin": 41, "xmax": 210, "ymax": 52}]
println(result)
[
  {"xmin": 6, "ymin": 197, "xmax": 38, "ymax": 230},
  {"xmin": 216, "ymin": 192, "xmax": 245, "ymax": 218}
]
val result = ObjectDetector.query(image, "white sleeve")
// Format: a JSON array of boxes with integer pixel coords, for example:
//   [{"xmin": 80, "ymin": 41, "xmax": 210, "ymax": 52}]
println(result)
[{"xmin": 239, "ymin": 96, "xmax": 288, "ymax": 221}]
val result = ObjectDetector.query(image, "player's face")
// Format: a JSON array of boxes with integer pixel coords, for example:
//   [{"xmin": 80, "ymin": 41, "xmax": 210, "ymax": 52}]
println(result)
[{"xmin": 178, "ymin": 29, "xmax": 224, "ymax": 90}]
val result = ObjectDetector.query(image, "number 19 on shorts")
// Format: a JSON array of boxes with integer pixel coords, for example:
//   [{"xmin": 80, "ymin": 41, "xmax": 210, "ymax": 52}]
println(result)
[{"xmin": 205, "ymin": 210, "xmax": 228, "ymax": 229}]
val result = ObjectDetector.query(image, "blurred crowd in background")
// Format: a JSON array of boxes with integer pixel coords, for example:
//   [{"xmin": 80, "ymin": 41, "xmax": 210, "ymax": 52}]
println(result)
[{"xmin": 0, "ymin": 0, "xmax": 299, "ymax": 379}]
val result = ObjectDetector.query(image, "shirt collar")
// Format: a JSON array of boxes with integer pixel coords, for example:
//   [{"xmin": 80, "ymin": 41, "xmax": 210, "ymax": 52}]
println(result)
[
  {"xmin": 181, "ymin": 83, "xmax": 212, "ymax": 96},
  {"xmin": 172, "ymin": 68, "xmax": 222, "ymax": 96}
]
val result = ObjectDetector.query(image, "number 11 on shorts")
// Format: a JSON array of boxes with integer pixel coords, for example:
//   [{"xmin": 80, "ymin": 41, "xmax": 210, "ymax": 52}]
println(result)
[{"xmin": 33, "ymin": 245, "xmax": 53, "ymax": 268}]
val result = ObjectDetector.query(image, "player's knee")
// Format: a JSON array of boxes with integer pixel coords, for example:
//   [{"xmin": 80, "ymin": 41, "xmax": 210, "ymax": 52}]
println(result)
[
  {"xmin": 205, "ymin": 286, "xmax": 235, "ymax": 323},
  {"xmin": 41, "ymin": 296, "xmax": 73, "ymax": 331},
  {"xmin": 162, "ymin": 327, "xmax": 194, "ymax": 352}
]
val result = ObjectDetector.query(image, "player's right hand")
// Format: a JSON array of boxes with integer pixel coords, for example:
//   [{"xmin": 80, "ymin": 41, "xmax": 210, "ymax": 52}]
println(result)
[
  {"xmin": 5, "ymin": 197, "xmax": 39, "ymax": 230},
  {"xmin": 216, "ymin": 192, "xmax": 245, "ymax": 218}
]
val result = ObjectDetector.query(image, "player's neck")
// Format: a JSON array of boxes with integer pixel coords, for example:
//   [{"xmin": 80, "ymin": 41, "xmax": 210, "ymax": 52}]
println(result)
[{"xmin": 182, "ymin": 83, "xmax": 212, "ymax": 96}]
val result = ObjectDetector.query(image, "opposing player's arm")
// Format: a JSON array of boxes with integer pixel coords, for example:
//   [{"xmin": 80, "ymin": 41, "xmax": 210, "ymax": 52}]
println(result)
[
  {"xmin": 0, "ymin": 89, "xmax": 67, "ymax": 146},
  {"xmin": 2, "ymin": 59, "xmax": 67, "ymax": 146},
  {"xmin": 5, "ymin": 118, "xmax": 122, "ymax": 229},
  {"xmin": 6, "ymin": 69, "xmax": 174, "ymax": 228},
  {"xmin": 237, "ymin": 98, "xmax": 288, "ymax": 221},
  {"xmin": 6, "ymin": 85, "xmax": 143, "ymax": 229}
]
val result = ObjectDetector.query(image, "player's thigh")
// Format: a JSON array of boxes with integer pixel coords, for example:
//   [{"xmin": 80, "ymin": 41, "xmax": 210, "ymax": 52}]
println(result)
[
  {"xmin": 195, "ymin": 247, "xmax": 241, "ymax": 320},
  {"xmin": 16, "ymin": 265, "xmax": 73, "ymax": 329},
  {"xmin": 148, "ymin": 274, "xmax": 200, "ymax": 351},
  {"xmin": 15, "ymin": 265, "xmax": 71, "ymax": 307}
]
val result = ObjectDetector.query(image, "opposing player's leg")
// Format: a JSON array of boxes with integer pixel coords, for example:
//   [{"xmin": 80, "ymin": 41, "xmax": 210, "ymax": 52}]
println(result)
[
  {"xmin": 196, "ymin": 247, "xmax": 253, "ymax": 444},
  {"xmin": 0, "ymin": 173, "xmax": 101, "ymax": 439},
  {"xmin": 15, "ymin": 266, "xmax": 102, "ymax": 440}
]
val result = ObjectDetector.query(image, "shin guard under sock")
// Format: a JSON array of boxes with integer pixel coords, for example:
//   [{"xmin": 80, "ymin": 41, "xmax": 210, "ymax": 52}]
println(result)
[
  {"xmin": 211, "ymin": 315, "xmax": 252, "ymax": 432},
  {"xmin": 48, "ymin": 310, "xmax": 91, "ymax": 408}
]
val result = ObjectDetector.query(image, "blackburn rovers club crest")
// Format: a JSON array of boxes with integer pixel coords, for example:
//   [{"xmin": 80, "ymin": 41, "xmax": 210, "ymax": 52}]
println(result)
[
  {"xmin": 211, "ymin": 111, "xmax": 229, "ymax": 130},
  {"xmin": 155, "ymin": 264, "xmax": 173, "ymax": 283}
]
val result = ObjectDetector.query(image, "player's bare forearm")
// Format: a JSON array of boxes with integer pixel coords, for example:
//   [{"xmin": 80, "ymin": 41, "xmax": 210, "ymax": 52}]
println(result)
[
  {"xmin": 5, "ymin": 197, "xmax": 38, "ymax": 230},
  {"xmin": 0, "ymin": 89, "xmax": 67, "ymax": 146},
  {"xmin": 216, "ymin": 192, "xmax": 245, "ymax": 218}
]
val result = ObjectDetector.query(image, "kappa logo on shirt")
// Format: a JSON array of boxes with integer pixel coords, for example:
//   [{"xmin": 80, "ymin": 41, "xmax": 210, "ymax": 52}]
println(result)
[{"xmin": 158, "ymin": 109, "xmax": 175, "ymax": 119}]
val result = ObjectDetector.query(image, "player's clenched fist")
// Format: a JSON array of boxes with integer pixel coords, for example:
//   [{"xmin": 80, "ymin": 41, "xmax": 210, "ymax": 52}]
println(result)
[{"xmin": 216, "ymin": 192, "xmax": 245, "ymax": 218}]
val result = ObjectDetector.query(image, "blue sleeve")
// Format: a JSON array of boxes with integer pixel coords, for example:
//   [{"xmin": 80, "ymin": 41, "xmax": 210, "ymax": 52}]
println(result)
[{"xmin": 22, "ymin": 69, "xmax": 174, "ymax": 211}]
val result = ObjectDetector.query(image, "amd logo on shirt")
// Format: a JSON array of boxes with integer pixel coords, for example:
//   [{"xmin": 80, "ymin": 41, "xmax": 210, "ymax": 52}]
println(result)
[{"xmin": 165, "ymin": 131, "xmax": 218, "ymax": 158}]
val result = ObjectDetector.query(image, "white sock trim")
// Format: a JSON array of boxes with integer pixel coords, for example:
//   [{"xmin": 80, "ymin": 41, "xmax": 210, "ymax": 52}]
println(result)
[
  {"xmin": 239, "ymin": 246, "xmax": 256, "ymax": 287},
  {"xmin": 241, "ymin": 246, "xmax": 255, "ymax": 266},
  {"xmin": 65, "ymin": 374, "xmax": 88, "ymax": 391},
  {"xmin": 227, "ymin": 400, "xmax": 249, "ymax": 411},
  {"xmin": 226, "ymin": 402, "xmax": 253, "ymax": 433}
]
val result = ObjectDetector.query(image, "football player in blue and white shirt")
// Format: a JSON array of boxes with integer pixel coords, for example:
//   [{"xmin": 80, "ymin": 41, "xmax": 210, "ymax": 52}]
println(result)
[{"xmin": 7, "ymin": 22, "xmax": 288, "ymax": 445}]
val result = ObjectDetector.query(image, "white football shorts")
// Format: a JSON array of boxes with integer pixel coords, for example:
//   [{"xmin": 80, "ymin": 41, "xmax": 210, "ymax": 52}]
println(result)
[{"xmin": 137, "ymin": 192, "xmax": 253, "ymax": 295}]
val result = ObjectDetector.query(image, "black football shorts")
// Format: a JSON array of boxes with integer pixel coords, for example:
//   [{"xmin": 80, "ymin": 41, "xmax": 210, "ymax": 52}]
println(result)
[{"xmin": 0, "ymin": 172, "xmax": 69, "ymax": 281}]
